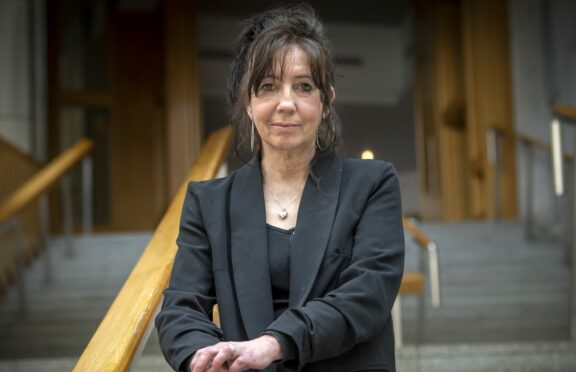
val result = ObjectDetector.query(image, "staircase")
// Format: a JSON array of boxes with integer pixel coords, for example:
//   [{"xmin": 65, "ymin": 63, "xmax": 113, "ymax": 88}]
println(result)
[{"xmin": 0, "ymin": 221, "xmax": 575, "ymax": 371}]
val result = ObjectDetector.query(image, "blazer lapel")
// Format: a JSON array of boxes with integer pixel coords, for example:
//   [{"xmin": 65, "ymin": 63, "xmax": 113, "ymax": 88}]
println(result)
[
  {"xmin": 290, "ymin": 154, "xmax": 342, "ymax": 307},
  {"xmin": 229, "ymin": 157, "xmax": 275, "ymax": 339}
]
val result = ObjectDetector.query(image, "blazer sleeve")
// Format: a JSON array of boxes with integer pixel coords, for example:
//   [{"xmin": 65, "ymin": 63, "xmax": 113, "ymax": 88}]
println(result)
[
  {"xmin": 155, "ymin": 183, "xmax": 223, "ymax": 371},
  {"xmin": 266, "ymin": 163, "xmax": 405, "ymax": 369}
]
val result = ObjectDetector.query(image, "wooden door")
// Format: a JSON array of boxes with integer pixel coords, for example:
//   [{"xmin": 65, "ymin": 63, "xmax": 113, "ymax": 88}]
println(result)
[
  {"xmin": 47, "ymin": 0, "xmax": 203, "ymax": 230},
  {"xmin": 414, "ymin": 0, "xmax": 517, "ymax": 221}
]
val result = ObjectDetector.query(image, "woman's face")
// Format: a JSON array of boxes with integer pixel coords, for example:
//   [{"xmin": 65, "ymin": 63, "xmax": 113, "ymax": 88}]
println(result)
[{"xmin": 247, "ymin": 45, "xmax": 326, "ymax": 156}]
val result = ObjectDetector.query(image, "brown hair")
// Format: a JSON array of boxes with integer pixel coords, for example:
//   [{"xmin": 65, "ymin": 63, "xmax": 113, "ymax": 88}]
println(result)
[{"xmin": 227, "ymin": 3, "xmax": 341, "ymax": 159}]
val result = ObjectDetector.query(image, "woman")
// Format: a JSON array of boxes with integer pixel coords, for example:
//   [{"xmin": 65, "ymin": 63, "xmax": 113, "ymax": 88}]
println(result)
[{"xmin": 156, "ymin": 4, "xmax": 405, "ymax": 372}]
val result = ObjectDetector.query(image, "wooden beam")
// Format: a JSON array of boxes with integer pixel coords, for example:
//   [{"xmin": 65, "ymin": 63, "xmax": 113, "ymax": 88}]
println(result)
[{"xmin": 164, "ymin": 0, "xmax": 203, "ymax": 199}]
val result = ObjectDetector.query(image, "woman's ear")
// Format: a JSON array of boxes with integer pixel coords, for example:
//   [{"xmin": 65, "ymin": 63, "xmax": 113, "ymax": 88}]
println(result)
[
  {"xmin": 246, "ymin": 107, "xmax": 252, "ymax": 120},
  {"xmin": 330, "ymin": 86, "xmax": 336, "ymax": 103}
]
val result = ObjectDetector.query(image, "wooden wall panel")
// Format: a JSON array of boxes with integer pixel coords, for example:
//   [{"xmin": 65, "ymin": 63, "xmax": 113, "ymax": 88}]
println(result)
[
  {"xmin": 164, "ymin": 0, "xmax": 203, "ymax": 199},
  {"xmin": 111, "ymin": 7, "xmax": 166, "ymax": 230},
  {"xmin": 415, "ymin": 0, "xmax": 517, "ymax": 221},
  {"xmin": 462, "ymin": 0, "xmax": 518, "ymax": 218},
  {"xmin": 415, "ymin": 0, "xmax": 469, "ymax": 221},
  {"xmin": 434, "ymin": 1, "xmax": 470, "ymax": 220}
]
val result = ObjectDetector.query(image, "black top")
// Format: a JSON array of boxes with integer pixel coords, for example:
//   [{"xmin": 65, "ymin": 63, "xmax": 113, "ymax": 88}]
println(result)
[
  {"xmin": 266, "ymin": 224, "xmax": 298, "ymax": 368},
  {"xmin": 266, "ymin": 224, "xmax": 293, "ymax": 319}
]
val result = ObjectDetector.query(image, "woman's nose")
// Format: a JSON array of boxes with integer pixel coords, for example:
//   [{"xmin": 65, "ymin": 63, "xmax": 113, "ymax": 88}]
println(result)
[{"xmin": 276, "ymin": 86, "xmax": 296, "ymax": 113}]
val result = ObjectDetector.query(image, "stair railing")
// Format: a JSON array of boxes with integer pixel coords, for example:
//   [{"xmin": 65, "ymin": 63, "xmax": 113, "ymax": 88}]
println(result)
[
  {"xmin": 73, "ymin": 126, "xmax": 232, "ymax": 372},
  {"xmin": 0, "ymin": 139, "xmax": 93, "ymax": 314},
  {"xmin": 549, "ymin": 103, "xmax": 576, "ymax": 341},
  {"xmin": 392, "ymin": 217, "xmax": 442, "ymax": 347},
  {"xmin": 487, "ymin": 125, "xmax": 573, "ymax": 240}
]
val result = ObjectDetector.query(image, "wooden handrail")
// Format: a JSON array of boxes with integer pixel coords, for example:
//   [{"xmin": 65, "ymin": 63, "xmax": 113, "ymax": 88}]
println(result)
[
  {"xmin": 399, "ymin": 273, "xmax": 424, "ymax": 294},
  {"xmin": 74, "ymin": 126, "xmax": 232, "ymax": 372},
  {"xmin": 401, "ymin": 217, "xmax": 441, "ymax": 307},
  {"xmin": 402, "ymin": 217, "xmax": 433, "ymax": 250},
  {"xmin": 487, "ymin": 127, "xmax": 574, "ymax": 163},
  {"xmin": 554, "ymin": 103, "xmax": 576, "ymax": 121},
  {"xmin": 515, "ymin": 132, "xmax": 574, "ymax": 162},
  {"xmin": 0, "ymin": 139, "xmax": 93, "ymax": 225}
]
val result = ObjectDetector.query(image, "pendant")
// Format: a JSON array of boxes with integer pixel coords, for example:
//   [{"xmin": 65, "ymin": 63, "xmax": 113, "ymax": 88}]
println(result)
[{"xmin": 278, "ymin": 208, "xmax": 288, "ymax": 220}]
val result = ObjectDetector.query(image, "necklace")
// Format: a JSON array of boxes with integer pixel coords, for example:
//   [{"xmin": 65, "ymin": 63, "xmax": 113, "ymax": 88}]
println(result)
[{"xmin": 264, "ymin": 180, "xmax": 305, "ymax": 220}]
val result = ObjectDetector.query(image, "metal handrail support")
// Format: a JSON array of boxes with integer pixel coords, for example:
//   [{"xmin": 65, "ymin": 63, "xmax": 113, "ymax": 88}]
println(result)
[
  {"xmin": 39, "ymin": 195, "xmax": 52, "ymax": 284},
  {"xmin": 60, "ymin": 175, "xmax": 74, "ymax": 257},
  {"xmin": 550, "ymin": 115, "xmax": 576, "ymax": 341},
  {"xmin": 410, "ymin": 220, "xmax": 441, "ymax": 345},
  {"xmin": 82, "ymin": 156, "xmax": 93, "ymax": 235},
  {"xmin": 0, "ymin": 217, "xmax": 28, "ymax": 315},
  {"xmin": 416, "ymin": 240, "xmax": 442, "ymax": 309},
  {"xmin": 522, "ymin": 141, "xmax": 535, "ymax": 240},
  {"xmin": 488, "ymin": 127, "xmax": 504, "ymax": 220},
  {"xmin": 427, "ymin": 242, "xmax": 441, "ymax": 308},
  {"xmin": 408, "ymin": 217, "xmax": 443, "ymax": 309}
]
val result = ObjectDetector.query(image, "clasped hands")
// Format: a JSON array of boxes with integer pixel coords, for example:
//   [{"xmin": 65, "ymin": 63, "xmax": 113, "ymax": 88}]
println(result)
[{"xmin": 189, "ymin": 334, "xmax": 283, "ymax": 372}]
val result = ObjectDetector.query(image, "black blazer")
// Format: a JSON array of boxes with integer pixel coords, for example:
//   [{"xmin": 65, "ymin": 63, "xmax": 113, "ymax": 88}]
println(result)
[{"xmin": 155, "ymin": 154, "xmax": 405, "ymax": 372}]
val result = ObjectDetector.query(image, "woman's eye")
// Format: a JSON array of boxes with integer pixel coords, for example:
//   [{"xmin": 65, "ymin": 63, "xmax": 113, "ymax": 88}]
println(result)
[
  {"xmin": 259, "ymin": 83, "xmax": 275, "ymax": 93},
  {"xmin": 298, "ymin": 83, "xmax": 312, "ymax": 92}
]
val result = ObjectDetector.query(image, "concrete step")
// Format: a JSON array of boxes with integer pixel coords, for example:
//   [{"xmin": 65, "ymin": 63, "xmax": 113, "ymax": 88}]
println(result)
[
  {"xmin": 0, "ymin": 221, "xmax": 571, "ymax": 361},
  {"xmin": 1, "ymin": 341, "xmax": 574, "ymax": 372}
]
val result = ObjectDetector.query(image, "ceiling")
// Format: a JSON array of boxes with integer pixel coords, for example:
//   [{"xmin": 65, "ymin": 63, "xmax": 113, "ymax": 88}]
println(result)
[{"xmin": 199, "ymin": 0, "xmax": 411, "ymax": 26}]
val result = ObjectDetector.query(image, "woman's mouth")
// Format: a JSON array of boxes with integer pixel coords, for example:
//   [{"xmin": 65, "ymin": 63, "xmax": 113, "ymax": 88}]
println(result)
[{"xmin": 272, "ymin": 123, "xmax": 300, "ymax": 128}]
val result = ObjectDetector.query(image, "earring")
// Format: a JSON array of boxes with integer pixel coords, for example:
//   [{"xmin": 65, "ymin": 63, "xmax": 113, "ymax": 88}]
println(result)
[
  {"xmin": 250, "ymin": 119, "xmax": 255, "ymax": 152},
  {"xmin": 316, "ymin": 119, "xmax": 335, "ymax": 151},
  {"xmin": 316, "ymin": 125, "xmax": 327, "ymax": 151}
]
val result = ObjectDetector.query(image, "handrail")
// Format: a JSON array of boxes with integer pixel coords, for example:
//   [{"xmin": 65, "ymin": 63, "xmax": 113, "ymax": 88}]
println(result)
[
  {"xmin": 515, "ymin": 132, "xmax": 573, "ymax": 162},
  {"xmin": 402, "ymin": 217, "xmax": 441, "ymax": 308},
  {"xmin": 74, "ymin": 126, "xmax": 232, "ymax": 372},
  {"xmin": 554, "ymin": 103, "xmax": 576, "ymax": 121},
  {"xmin": 403, "ymin": 217, "xmax": 433, "ymax": 249},
  {"xmin": 0, "ymin": 139, "xmax": 93, "ymax": 225}
]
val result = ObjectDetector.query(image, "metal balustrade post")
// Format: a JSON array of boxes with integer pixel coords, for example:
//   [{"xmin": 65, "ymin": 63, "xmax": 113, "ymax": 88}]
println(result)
[
  {"xmin": 416, "ymin": 240, "xmax": 426, "ymax": 344},
  {"xmin": 60, "ymin": 176, "xmax": 74, "ymax": 257},
  {"xmin": 524, "ymin": 143, "xmax": 534, "ymax": 240},
  {"xmin": 0, "ymin": 218, "xmax": 29, "ymax": 315},
  {"xmin": 488, "ymin": 128, "xmax": 502, "ymax": 220},
  {"xmin": 13, "ymin": 218, "xmax": 28, "ymax": 315},
  {"xmin": 427, "ymin": 242, "xmax": 441, "ymax": 308},
  {"xmin": 39, "ymin": 195, "xmax": 52, "ymax": 283},
  {"xmin": 0, "ymin": 219, "xmax": 28, "ymax": 315},
  {"xmin": 494, "ymin": 132, "xmax": 502, "ymax": 220},
  {"xmin": 550, "ymin": 117, "xmax": 576, "ymax": 341},
  {"xmin": 391, "ymin": 298, "xmax": 403, "ymax": 348},
  {"xmin": 82, "ymin": 156, "xmax": 93, "ymax": 235}
]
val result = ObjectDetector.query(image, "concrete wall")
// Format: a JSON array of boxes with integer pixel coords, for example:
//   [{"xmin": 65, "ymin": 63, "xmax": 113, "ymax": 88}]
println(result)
[
  {"xmin": 508, "ymin": 0, "xmax": 576, "ymax": 237},
  {"xmin": 0, "ymin": 0, "xmax": 45, "ymax": 159},
  {"xmin": 0, "ymin": 0, "xmax": 31, "ymax": 152}
]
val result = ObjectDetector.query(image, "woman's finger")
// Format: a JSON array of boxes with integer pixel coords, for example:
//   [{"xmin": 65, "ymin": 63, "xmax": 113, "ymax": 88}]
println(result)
[
  {"xmin": 190, "ymin": 348, "xmax": 216, "ymax": 372},
  {"xmin": 227, "ymin": 358, "xmax": 247, "ymax": 372},
  {"xmin": 210, "ymin": 347, "xmax": 233, "ymax": 371}
]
